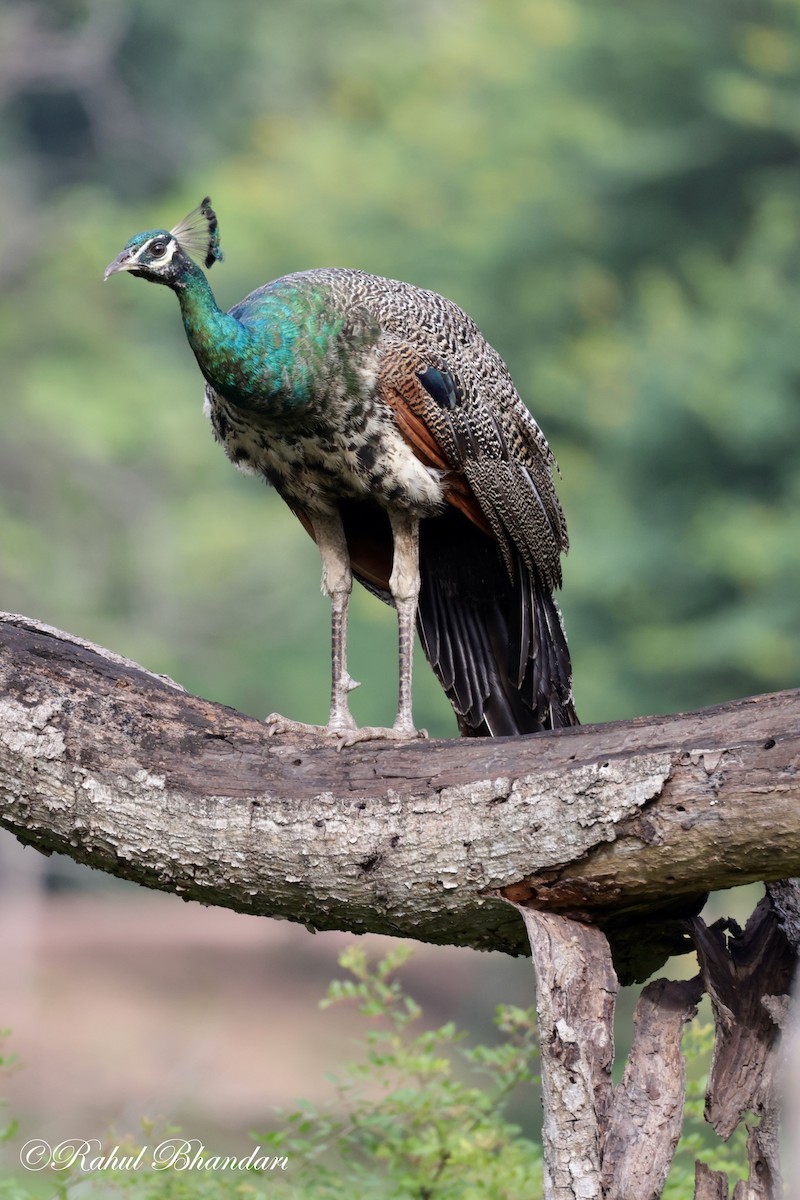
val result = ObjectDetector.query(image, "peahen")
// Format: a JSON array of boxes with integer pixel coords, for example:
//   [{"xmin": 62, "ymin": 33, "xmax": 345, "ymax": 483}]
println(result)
[{"xmin": 105, "ymin": 198, "xmax": 578, "ymax": 743}]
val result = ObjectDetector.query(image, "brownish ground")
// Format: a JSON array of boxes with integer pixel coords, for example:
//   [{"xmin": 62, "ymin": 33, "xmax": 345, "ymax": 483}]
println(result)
[
  {"xmin": 0, "ymin": 846, "xmax": 535, "ymax": 1159},
  {"xmin": 0, "ymin": 833, "xmax": 751, "ymax": 1177}
]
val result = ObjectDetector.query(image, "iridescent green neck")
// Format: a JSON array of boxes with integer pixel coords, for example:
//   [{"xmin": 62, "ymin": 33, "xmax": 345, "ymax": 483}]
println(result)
[
  {"xmin": 174, "ymin": 264, "xmax": 265, "ymax": 403},
  {"xmin": 173, "ymin": 264, "xmax": 369, "ymax": 412}
]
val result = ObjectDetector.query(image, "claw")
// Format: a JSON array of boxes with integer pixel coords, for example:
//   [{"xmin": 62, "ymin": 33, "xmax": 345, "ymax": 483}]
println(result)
[{"xmin": 264, "ymin": 713, "xmax": 324, "ymax": 738}]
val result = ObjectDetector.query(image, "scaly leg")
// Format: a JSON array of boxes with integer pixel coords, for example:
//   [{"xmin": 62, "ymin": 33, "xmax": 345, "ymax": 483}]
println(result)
[
  {"xmin": 266, "ymin": 507, "xmax": 426, "ymax": 747},
  {"xmin": 318, "ymin": 510, "xmax": 360, "ymax": 733},
  {"xmin": 265, "ymin": 509, "xmax": 359, "ymax": 738},
  {"xmin": 389, "ymin": 509, "xmax": 421, "ymax": 735},
  {"xmin": 337, "ymin": 509, "xmax": 426, "ymax": 747}
]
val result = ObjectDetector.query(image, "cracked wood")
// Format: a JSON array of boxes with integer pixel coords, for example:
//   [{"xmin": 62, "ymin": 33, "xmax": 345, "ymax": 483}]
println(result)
[{"xmin": 1, "ymin": 612, "xmax": 799, "ymax": 980}]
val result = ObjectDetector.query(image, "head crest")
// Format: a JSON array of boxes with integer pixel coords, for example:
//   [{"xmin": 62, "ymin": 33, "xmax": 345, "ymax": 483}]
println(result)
[{"xmin": 170, "ymin": 197, "xmax": 224, "ymax": 269}]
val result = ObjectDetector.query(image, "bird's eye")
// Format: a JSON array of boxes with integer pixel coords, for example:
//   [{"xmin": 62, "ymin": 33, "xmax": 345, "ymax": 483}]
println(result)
[{"xmin": 149, "ymin": 238, "xmax": 169, "ymax": 258}]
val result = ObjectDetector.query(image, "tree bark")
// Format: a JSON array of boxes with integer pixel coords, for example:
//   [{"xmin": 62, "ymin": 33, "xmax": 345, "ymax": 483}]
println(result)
[
  {"xmin": 518, "ymin": 894, "xmax": 797, "ymax": 1200},
  {"xmin": 517, "ymin": 904, "xmax": 707, "ymax": 1200},
  {"xmin": 601, "ymin": 976, "xmax": 704, "ymax": 1199},
  {"xmin": 689, "ymin": 882, "xmax": 800, "ymax": 1200},
  {"xmin": 518, "ymin": 909, "xmax": 616, "ymax": 1199},
  {"xmin": 1, "ymin": 612, "xmax": 799, "ymax": 982},
  {"xmin": 694, "ymin": 1163, "xmax": 729, "ymax": 1199}
]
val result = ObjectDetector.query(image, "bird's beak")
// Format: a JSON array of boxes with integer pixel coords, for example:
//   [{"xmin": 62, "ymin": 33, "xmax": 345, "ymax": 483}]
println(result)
[{"xmin": 103, "ymin": 250, "xmax": 135, "ymax": 281}]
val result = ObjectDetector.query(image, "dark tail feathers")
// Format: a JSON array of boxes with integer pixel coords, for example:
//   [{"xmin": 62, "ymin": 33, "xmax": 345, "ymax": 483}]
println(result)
[{"xmin": 416, "ymin": 513, "xmax": 577, "ymax": 737}]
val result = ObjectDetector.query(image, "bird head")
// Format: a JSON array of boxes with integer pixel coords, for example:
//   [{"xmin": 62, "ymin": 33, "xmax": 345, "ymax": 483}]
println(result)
[{"xmin": 104, "ymin": 196, "xmax": 224, "ymax": 287}]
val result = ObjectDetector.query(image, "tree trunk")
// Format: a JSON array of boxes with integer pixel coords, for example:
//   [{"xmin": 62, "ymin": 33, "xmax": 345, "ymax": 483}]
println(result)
[{"xmin": 517, "ymin": 891, "xmax": 797, "ymax": 1200}]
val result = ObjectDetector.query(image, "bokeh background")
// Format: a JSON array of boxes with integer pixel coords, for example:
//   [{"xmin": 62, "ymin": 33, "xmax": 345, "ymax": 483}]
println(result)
[{"xmin": 1, "ymin": 0, "xmax": 798, "ymax": 1171}]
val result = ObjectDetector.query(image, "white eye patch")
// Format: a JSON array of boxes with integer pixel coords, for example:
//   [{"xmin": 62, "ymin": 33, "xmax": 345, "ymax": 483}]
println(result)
[{"xmin": 132, "ymin": 236, "xmax": 178, "ymax": 266}]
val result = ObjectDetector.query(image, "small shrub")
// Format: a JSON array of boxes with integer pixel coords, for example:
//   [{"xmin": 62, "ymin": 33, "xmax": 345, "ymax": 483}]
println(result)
[{"xmin": 257, "ymin": 943, "xmax": 544, "ymax": 1198}]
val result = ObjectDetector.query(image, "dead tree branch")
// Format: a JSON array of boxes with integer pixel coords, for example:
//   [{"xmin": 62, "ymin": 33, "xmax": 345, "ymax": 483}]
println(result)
[
  {"xmin": 3, "ymin": 612, "xmax": 800, "ymax": 1198},
  {"xmin": 1, "ymin": 611, "xmax": 799, "ymax": 982}
]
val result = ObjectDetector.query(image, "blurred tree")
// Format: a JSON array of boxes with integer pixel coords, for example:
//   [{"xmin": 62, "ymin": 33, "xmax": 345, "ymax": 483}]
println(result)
[
  {"xmin": 0, "ymin": 0, "xmax": 797, "ymax": 736},
  {"xmin": 0, "ymin": 0, "xmax": 264, "ymax": 201}
]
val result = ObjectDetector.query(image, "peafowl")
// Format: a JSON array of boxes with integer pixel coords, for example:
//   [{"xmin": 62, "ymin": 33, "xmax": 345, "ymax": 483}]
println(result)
[{"xmin": 105, "ymin": 198, "xmax": 578, "ymax": 743}]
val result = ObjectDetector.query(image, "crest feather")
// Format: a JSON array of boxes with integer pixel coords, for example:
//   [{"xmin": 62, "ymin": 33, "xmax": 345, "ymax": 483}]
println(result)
[{"xmin": 170, "ymin": 197, "xmax": 224, "ymax": 269}]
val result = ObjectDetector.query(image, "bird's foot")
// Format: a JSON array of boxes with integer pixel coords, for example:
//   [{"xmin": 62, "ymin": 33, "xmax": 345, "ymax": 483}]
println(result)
[
  {"xmin": 263, "ymin": 709, "xmax": 361, "ymax": 743},
  {"xmin": 334, "ymin": 723, "xmax": 428, "ymax": 750},
  {"xmin": 264, "ymin": 712, "xmax": 426, "ymax": 750}
]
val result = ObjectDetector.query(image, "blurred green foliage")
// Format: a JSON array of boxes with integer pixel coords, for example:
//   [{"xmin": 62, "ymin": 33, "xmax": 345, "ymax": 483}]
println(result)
[
  {"xmin": 259, "ymin": 943, "xmax": 544, "ymax": 1197},
  {"xmin": 0, "ymin": 951, "xmax": 751, "ymax": 1197},
  {"xmin": 1, "ymin": 0, "xmax": 798, "ymax": 735}
]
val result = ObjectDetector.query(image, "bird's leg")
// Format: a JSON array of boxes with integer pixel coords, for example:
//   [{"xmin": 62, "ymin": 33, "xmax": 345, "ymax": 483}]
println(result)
[
  {"xmin": 264, "ymin": 509, "xmax": 359, "ymax": 739},
  {"xmin": 337, "ymin": 509, "xmax": 426, "ymax": 747},
  {"xmin": 317, "ymin": 510, "xmax": 360, "ymax": 733},
  {"xmin": 267, "ymin": 508, "xmax": 426, "ymax": 748},
  {"xmin": 388, "ymin": 510, "xmax": 422, "ymax": 736}
]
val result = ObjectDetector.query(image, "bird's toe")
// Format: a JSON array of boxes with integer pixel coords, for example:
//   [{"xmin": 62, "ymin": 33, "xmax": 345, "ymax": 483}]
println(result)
[
  {"xmin": 264, "ymin": 713, "xmax": 325, "ymax": 738},
  {"xmin": 334, "ymin": 724, "xmax": 428, "ymax": 751}
]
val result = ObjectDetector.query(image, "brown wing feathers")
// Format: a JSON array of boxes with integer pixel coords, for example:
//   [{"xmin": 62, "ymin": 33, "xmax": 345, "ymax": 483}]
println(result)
[
  {"xmin": 381, "ymin": 365, "xmax": 494, "ymax": 538},
  {"xmin": 381, "ymin": 346, "xmax": 577, "ymax": 734}
]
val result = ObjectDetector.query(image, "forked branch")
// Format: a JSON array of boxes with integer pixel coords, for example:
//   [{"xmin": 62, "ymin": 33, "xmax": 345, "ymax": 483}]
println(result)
[{"xmin": 517, "ymin": 883, "xmax": 798, "ymax": 1199}]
